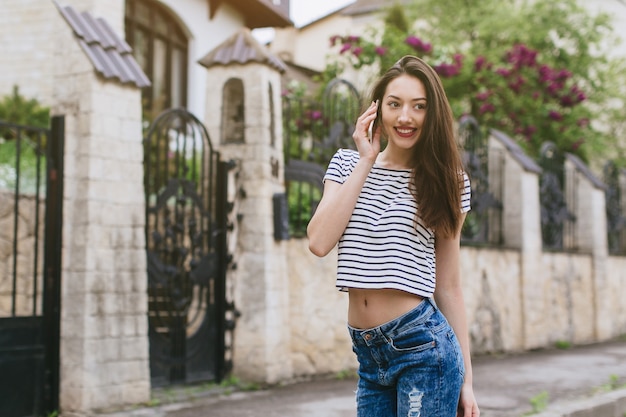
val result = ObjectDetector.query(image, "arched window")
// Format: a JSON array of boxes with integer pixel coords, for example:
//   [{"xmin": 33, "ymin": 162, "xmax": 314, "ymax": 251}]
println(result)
[
  {"xmin": 221, "ymin": 79, "xmax": 245, "ymax": 144},
  {"xmin": 125, "ymin": 0, "xmax": 188, "ymax": 120}
]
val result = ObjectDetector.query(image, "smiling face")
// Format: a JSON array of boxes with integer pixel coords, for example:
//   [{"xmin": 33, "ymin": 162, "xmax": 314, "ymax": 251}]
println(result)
[{"xmin": 380, "ymin": 74, "xmax": 427, "ymax": 151}]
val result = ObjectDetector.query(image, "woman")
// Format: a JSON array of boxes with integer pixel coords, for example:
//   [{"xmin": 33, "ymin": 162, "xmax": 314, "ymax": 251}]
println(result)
[{"xmin": 307, "ymin": 55, "xmax": 480, "ymax": 417}]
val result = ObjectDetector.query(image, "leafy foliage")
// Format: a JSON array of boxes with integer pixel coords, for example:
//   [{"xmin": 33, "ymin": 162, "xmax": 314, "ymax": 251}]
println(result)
[
  {"xmin": 0, "ymin": 86, "xmax": 50, "ymax": 193},
  {"xmin": 0, "ymin": 85, "xmax": 49, "ymax": 129},
  {"xmin": 325, "ymin": 0, "xmax": 626, "ymax": 163}
]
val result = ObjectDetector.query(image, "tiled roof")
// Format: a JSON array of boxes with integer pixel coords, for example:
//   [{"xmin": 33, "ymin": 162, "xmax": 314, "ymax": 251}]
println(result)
[
  {"xmin": 198, "ymin": 28, "xmax": 287, "ymax": 73},
  {"xmin": 54, "ymin": 1, "xmax": 150, "ymax": 88},
  {"xmin": 208, "ymin": 0, "xmax": 292, "ymax": 29}
]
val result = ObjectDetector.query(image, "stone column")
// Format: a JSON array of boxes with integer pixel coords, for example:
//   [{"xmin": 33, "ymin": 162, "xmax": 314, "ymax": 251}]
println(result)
[
  {"xmin": 489, "ymin": 130, "xmax": 543, "ymax": 350},
  {"xmin": 51, "ymin": 3, "xmax": 150, "ymax": 413},
  {"xmin": 204, "ymin": 62, "xmax": 292, "ymax": 383},
  {"xmin": 565, "ymin": 154, "xmax": 609, "ymax": 340}
]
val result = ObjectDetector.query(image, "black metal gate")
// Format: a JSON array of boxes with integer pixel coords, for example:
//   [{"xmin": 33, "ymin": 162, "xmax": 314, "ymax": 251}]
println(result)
[
  {"xmin": 143, "ymin": 108, "xmax": 231, "ymax": 387},
  {"xmin": 0, "ymin": 116, "xmax": 64, "ymax": 416}
]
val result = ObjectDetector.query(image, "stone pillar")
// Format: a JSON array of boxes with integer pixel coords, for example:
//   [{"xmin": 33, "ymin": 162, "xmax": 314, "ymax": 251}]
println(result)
[
  {"xmin": 565, "ymin": 154, "xmax": 609, "ymax": 340},
  {"xmin": 204, "ymin": 63, "xmax": 292, "ymax": 383},
  {"xmin": 489, "ymin": 130, "xmax": 543, "ymax": 349},
  {"xmin": 51, "ymin": 3, "xmax": 150, "ymax": 413}
]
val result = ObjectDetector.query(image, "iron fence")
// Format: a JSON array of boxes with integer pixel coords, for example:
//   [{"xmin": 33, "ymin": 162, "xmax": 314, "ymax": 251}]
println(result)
[
  {"xmin": 458, "ymin": 116, "xmax": 503, "ymax": 245},
  {"xmin": 538, "ymin": 142, "xmax": 577, "ymax": 250},
  {"xmin": 282, "ymin": 78, "xmax": 361, "ymax": 237},
  {"xmin": 604, "ymin": 161, "xmax": 626, "ymax": 255}
]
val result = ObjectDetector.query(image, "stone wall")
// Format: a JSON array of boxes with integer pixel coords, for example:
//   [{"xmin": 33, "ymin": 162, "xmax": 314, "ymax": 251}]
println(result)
[
  {"xmin": 0, "ymin": 191, "xmax": 45, "ymax": 316},
  {"xmin": 278, "ymin": 131, "xmax": 626, "ymax": 379}
]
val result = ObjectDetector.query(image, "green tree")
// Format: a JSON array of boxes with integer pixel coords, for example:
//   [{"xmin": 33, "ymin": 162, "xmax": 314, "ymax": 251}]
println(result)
[
  {"xmin": 0, "ymin": 86, "xmax": 50, "ymax": 193},
  {"xmin": 325, "ymin": 0, "xmax": 626, "ymax": 163},
  {"xmin": 0, "ymin": 85, "xmax": 50, "ymax": 129}
]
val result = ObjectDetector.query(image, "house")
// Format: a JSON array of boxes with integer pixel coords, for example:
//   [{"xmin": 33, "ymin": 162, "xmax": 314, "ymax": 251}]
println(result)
[{"xmin": 1, "ymin": 0, "xmax": 292, "ymax": 120}]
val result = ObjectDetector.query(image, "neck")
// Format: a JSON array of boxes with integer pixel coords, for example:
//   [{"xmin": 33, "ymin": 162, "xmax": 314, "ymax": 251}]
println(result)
[{"xmin": 377, "ymin": 147, "xmax": 412, "ymax": 170}]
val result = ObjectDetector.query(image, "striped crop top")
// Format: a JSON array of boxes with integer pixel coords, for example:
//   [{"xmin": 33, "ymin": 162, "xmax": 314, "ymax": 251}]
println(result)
[{"xmin": 323, "ymin": 148, "xmax": 471, "ymax": 298}]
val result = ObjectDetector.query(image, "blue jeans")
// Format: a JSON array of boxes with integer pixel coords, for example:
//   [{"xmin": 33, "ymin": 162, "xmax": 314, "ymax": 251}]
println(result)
[{"xmin": 348, "ymin": 298, "xmax": 465, "ymax": 417}]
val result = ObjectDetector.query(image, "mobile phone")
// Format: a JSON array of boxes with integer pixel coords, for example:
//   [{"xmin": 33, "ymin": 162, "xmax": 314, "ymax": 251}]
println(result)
[{"xmin": 368, "ymin": 100, "xmax": 381, "ymax": 142}]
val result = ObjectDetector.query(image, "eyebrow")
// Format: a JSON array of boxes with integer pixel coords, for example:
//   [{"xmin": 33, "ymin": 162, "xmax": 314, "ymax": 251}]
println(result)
[{"xmin": 387, "ymin": 94, "xmax": 427, "ymax": 101}]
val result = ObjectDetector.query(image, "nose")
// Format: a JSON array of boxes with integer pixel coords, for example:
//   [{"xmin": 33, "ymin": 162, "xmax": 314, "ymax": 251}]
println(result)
[{"xmin": 398, "ymin": 105, "xmax": 412, "ymax": 122}]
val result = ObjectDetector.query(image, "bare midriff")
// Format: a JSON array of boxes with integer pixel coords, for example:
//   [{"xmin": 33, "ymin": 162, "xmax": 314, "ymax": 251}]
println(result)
[{"xmin": 347, "ymin": 288, "xmax": 425, "ymax": 329}]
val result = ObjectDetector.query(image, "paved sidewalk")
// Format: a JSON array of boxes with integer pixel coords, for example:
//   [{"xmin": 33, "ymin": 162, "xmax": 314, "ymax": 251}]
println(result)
[{"xmin": 97, "ymin": 338, "xmax": 626, "ymax": 417}]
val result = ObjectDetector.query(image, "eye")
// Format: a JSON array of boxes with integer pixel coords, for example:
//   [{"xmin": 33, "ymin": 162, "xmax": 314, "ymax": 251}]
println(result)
[
  {"xmin": 388, "ymin": 101, "xmax": 400, "ymax": 108},
  {"xmin": 415, "ymin": 102, "xmax": 427, "ymax": 110}
]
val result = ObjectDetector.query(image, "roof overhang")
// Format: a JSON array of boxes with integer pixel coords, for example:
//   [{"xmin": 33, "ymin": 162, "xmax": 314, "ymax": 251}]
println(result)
[{"xmin": 208, "ymin": 0, "xmax": 292, "ymax": 29}]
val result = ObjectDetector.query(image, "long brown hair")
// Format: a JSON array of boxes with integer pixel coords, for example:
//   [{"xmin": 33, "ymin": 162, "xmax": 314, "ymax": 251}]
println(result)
[{"xmin": 369, "ymin": 55, "xmax": 465, "ymax": 237}]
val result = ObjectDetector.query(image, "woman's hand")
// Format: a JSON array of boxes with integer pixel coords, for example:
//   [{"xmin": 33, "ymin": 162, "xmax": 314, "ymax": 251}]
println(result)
[
  {"xmin": 457, "ymin": 381, "xmax": 480, "ymax": 417},
  {"xmin": 353, "ymin": 101, "xmax": 381, "ymax": 163}
]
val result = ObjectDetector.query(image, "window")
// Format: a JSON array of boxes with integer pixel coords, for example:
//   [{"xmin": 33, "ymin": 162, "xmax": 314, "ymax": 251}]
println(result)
[
  {"xmin": 222, "ymin": 79, "xmax": 245, "ymax": 144},
  {"xmin": 125, "ymin": 0, "xmax": 188, "ymax": 121}
]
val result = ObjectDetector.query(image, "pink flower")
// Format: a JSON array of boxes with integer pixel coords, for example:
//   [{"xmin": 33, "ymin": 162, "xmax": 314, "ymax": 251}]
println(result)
[
  {"xmin": 405, "ymin": 35, "xmax": 432, "ymax": 54},
  {"xmin": 479, "ymin": 103, "xmax": 495, "ymax": 114},
  {"xmin": 434, "ymin": 62, "xmax": 460, "ymax": 77},
  {"xmin": 571, "ymin": 138, "xmax": 584, "ymax": 151},
  {"xmin": 524, "ymin": 125, "xmax": 537, "ymax": 136},
  {"xmin": 375, "ymin": 46, "xmax": 387, "ymax": 56},
  {"xmin": 352, "ymin": 47, "xmax": 364, "ymax": 57},
  {"xmin": 474, "ymin": 56, "xmax": 487, "ymax": 72},
  {"xmin": 339, "ymin": 43, "xmax": 351, "ymax": 54},
  {"xmin": 548, "ymin": 110, "xmax": 563, "ymax": 121},
  {"xmin": 555, "ymin": 69, "xmax": 572, "ymax": 81},
  {"xmin": 577, "ymin": 118, "xmax": 590, "ymax": 127},
  {"xmin": 508, "ymin": 76, "xmax": 526, "ymax": 94},
  {"xmin": 506, "ymin": 44, "xmax": 538, "ymax": 69},
  {"xmin": 421, "ymin": 42, "xmax": 433, "ymax": 54},
  {"xmin": 405, "ymin": 35, "xmax": 422, "ymax": 49},
  {"xmin": 310, "ymin": 110, "xmax": 323, "ymax": 120},
  {"xmin": 496, "ymin": 68, "xmax": 511, "ymax": 77},
  {"xmin": 329, "ymin": 35, "xmax": 342, "ymax": 47},
  {"xmin": 475, "ymin": 91, "xmax": 490, "ymax": 101}
]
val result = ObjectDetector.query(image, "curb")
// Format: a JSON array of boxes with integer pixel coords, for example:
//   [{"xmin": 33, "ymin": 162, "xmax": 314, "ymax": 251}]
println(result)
[{"xmin": 533, "ymin": 388, "xmax": 626, "ymax": 417}]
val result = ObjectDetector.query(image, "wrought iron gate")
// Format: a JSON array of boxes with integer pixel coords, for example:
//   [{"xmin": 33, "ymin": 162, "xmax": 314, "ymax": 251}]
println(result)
[
  {"xmin": 0, "ymin": 116, "xmax": 64, "ymax": 416},
  {"xmin": 143, "ymin": 108, "xmax": 231, "ymax": 387}
]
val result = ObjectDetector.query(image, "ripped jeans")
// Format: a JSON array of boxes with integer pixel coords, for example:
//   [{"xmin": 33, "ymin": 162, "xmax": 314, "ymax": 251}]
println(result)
[{"xmin": 348, "ymin": 298, "xmax": 465, "ymax": 417}]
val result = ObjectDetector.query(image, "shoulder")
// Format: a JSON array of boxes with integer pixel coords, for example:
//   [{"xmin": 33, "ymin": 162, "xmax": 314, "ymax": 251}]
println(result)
[
  {"xmin": 335, "ymin": 148, "xmax": 359, "ymax": 161},
  {"xmin": 325, "ymin": 148, "xmax": 359, "ymax": 184},
  {"xmin": 329, "ymin": 148, "xmax": 359, "ymax": 169}
]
